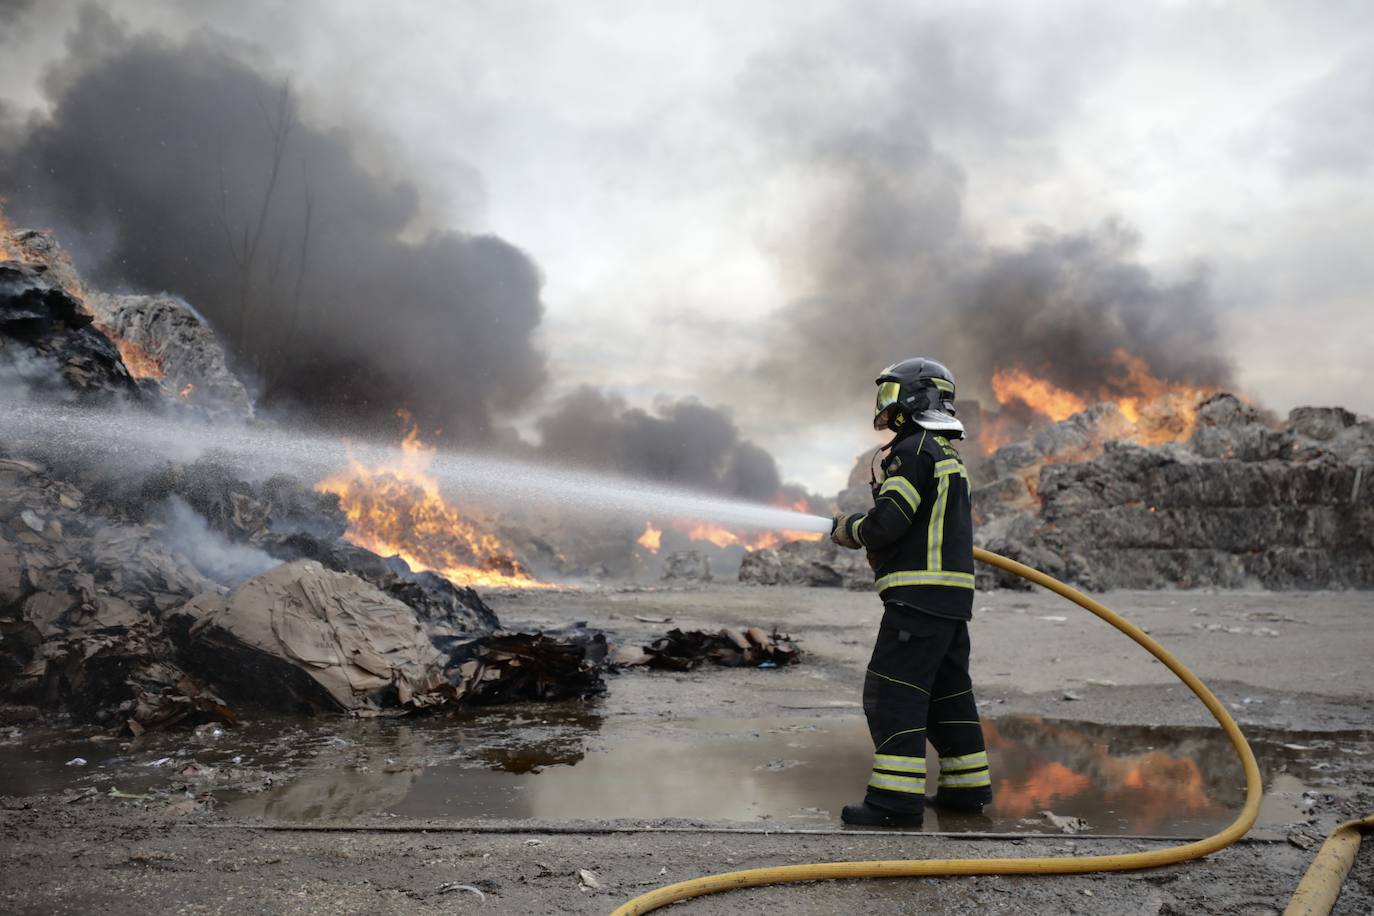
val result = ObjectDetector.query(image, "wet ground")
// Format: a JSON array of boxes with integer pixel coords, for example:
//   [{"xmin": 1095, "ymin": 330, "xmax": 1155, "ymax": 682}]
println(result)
[
  {"xmin": 3, "ymin": 584, "xmax": 1372, "ymax": 914},
  {"xmin": 3, "ymin": 710, "xmax": 1364, "ymax": 839}
]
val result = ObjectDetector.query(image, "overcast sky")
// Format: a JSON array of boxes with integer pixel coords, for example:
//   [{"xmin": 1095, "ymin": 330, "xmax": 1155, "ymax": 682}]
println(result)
[{"xmin": 3, "ymin": 0, "xmax": 1371, "ymax": 492}]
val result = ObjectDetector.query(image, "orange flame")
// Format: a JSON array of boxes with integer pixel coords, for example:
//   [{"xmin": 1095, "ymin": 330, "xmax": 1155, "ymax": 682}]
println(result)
[
  {"xmin": 316, "ymin": 412, "xmax": 542, "ymax": 589},
  {"xmin": 0, "ymin": 202, "xmax": 20, "ymax": 262},
  {"xmin": 991, "ymin": 369, "xmax": 1088, "ymax": 423},
  {"xmin": 983, "ymin": 350, "xmax": 1215, "ymax": 455},
  {"xmin": 637, "ymin": 522, "xmax": 663, "ymax": 554},
  {"xmin": 673, "ymin": 520, "xmax": 822, "ymax": 551}
]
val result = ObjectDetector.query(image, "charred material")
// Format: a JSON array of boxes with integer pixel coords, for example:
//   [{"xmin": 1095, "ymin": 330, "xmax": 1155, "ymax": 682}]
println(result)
[
  {"xmin": 446, "ymin": 632, "xmax": 607, "ymax": 704},
  {"xmin": 619, "ymin": 627, "xmax": 800, "ymax": 671},
  {"xmin": 0, "ymin": 262, "xmax": 144, "ymax": 402}
]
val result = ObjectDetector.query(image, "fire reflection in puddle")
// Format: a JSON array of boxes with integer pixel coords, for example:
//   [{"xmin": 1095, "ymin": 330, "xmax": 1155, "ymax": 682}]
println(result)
[{"xmin": 1, "ymin": 711, "xmax": 1355, "ymax": 836}]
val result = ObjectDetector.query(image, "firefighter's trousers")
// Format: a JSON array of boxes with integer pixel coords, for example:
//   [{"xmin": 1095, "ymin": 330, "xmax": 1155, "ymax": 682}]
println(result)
[{"xmin": 861, "ymin": 604, "xmax": 990, "ymax": 814}]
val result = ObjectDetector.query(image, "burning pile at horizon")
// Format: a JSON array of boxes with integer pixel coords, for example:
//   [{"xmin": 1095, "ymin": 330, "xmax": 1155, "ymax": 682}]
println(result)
[{"xmin": 0, "ymin": 8, "xmax": 1257, "ymax": 588}]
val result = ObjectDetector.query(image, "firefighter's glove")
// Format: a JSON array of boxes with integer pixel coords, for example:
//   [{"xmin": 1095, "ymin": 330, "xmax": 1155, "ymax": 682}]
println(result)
[{"xmin": 830, "ymin": 511, "xmax": 863, "ymax": 550}]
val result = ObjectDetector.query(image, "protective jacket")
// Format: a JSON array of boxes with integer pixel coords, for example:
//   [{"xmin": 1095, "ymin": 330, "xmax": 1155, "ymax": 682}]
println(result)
[{"xmin": 838, "ymin": 426, "xmax": 975, "ymax": 620}]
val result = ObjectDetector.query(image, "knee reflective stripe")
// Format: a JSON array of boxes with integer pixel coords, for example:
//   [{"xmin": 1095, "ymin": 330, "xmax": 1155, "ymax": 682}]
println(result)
[
  {"xmin": 939, "ymin": 750, "xmax": 990, "ymax": 788},
  {"xmin": 940, "ymin": 751, "xmax": 987, "ymax": 772},
  {"xmin": 938, "ymin": 770, "xmax": 991, "ymax": 788},
  {"xmin": 873, "ymin": 753, "xmax": 926, "ymax": 774},
  {"xmin": 876, "ymin": 570, "xmax": 975, "ymax": 590},
  {"xmin": 868, "ymin": 771, "xmax": 925, "ymax": 794}
]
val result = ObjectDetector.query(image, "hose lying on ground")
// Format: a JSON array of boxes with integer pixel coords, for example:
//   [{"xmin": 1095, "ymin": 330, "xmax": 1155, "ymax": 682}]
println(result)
[
  {"xmin": 1283, "ymin": 812, "xmax": 1374, "ymax": 916},
  {"xmin": 610, "ymin": 546, "xmax": 1265, "ymax": 915}
]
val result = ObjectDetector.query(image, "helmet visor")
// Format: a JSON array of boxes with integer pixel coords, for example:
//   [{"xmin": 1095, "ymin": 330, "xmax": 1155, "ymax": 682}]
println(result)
[{"xmin": 874, "ymin": 380, "xmax": 901, "ymax": 430}]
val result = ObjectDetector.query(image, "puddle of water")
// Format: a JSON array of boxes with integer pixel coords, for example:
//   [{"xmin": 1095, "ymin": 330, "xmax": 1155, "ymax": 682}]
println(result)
[{"xmin": 0, "ymin": 711, "xmax": 1360, "ymax": 836}]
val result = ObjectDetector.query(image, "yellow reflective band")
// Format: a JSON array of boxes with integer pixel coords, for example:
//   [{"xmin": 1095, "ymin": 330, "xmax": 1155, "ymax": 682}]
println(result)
[
  {"xmin": 927, "ymin": 475, "xmax": 949, "ymax": 570},
  {"xmin": 868, "ymin": 772, "xmax": 925, "ymax": 794},
  {"xmin": 879, "ymin": 475, "xmax": 921, "ymax": 514},
  {"xmin": 931, "ymin": 377, "xmax": 955, "ymax": 393},
  {"xmin": 940, "ymin": 751, "xmax": 988, "ymax": 771},
  {"xmin": 933, "ymin": 459, "xmax": 966, "ymax": 478},
  {"xmin": 874, "ymin": 754, "xmax": 926, "ymax": 774},
  {"xmin": 938, "ymin": 771, "xmax": 992, "ymax": 788},
  {"xmin": 877, "ymin": 570, "xmax": 975, "ymax": 591},
  {"xmin": 852, "ymin": 516, "xmax": 865, "ymax": 546}
]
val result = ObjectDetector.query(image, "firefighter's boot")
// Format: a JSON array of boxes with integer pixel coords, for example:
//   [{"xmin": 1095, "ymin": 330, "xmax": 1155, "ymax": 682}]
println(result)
[
  {"xmin": 928, "ymin": 784, "xmax": 993, "ymax": 814},
  {"xmin": 841, "ymin": 801, "xmax": 924, "ymax": 828}
]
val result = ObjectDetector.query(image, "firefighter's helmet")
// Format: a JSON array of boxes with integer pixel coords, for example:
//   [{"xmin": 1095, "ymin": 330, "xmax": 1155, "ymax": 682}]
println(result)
[{"xmin": 873, "ymin": 358, "xmax": 960, "ymax": 433}]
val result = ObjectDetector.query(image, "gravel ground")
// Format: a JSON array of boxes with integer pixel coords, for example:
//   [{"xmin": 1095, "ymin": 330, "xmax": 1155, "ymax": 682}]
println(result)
[{"xmin": 2, "ymin": 584, "xmax": 1371, "ymax": 914}]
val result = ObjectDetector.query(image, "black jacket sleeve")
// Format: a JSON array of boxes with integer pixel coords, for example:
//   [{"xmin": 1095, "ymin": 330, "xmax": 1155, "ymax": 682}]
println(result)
[{"xmin": 839, "ymin": 448, "xmax": 932, "ymax": 551}]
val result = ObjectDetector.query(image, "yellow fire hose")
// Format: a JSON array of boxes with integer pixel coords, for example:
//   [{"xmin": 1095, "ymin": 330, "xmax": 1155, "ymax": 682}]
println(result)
[
  {"xmin": 611, "ymin": 546, "xmax": 1270, "ymax": 915},
  {"xmin": 1284, "ymin": 813, "xmax": 1374, "ymax": 916}
]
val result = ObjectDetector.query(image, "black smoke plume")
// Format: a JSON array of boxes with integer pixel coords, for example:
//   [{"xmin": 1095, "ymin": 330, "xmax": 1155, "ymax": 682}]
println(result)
[
  {"xmin": 743, "ymin": 17, "xmax": 1234, "ymax": 420},
  {"xmin": 537, "ymin": 386, "xmax": 805, "ymax": 505},
  {"xmin": 1, "ymin": 9, "xmax": 545, "ymax": 441}
]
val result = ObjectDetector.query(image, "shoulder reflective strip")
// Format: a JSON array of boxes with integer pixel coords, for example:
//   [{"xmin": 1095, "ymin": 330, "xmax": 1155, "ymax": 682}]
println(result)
[
  {"xmin": 874, "ymin": 754, "xmax": 926, "ymax": 773},
  {"xmin": 937, "ymin": 771, "xmax": 992, "ymax": 788},
  {"xmin": 935, "ymin": 720, "xmax": 982, "ymax": 726},
  {"xmin": 879, "ymin": 475, "xmax": 921, "ymax": 514},
  {"xmin": 933, "ymin": 459, "xmax": 966, "ymax": 477},
  {"xmin": 875, "ymin": 727, "xmax": 926, "ymax": 750},
  {"xmin": 866, "ymin": 668, "xmax": 930, "ymax": 695},
  {"xmin": 867, "ymin": 772, "xmax": 925, "ymax": 794},
  {"xmin": 931, "ymin": 377, "xmax": 955, "ymax": 392},
  {"xmin": 928, "ymin": 474, "xmax": 950, "ymax": 571},
  {"xmin": 940, "ymin": 751, "xmax": 988, "ymax": 771},
  {"xmin": 876, "ymin": 570, "xmax": 976, "ymax": 590}
]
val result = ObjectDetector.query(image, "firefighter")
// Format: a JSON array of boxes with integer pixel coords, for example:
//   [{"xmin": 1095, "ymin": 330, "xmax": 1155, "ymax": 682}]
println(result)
[{"xmin": 829, "ymin": 357, "xmax": 991, "ymax": 827}]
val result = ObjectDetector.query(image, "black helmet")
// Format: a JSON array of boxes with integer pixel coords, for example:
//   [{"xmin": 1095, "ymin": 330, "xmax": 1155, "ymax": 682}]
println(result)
[{"xmin": 873, "ymin": 357, "xmax": 957, "ymax": 431}]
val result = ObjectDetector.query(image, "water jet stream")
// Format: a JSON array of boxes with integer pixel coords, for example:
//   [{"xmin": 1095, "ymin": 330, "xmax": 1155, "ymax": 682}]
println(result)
[{"xmin": 0, "ymin": 402, "xmax": 834, "ymax": 535}]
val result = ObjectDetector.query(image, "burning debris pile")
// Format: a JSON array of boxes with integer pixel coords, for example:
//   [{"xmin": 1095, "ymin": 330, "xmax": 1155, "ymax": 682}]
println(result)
[
  {"xmin": 975, "ymin": 394, "xmax": 1374, "ymax": 590},
  {"xmin": 741, "ymin": 386, "xmax": 1373, "ymax": 591},
  {"xmin": 0, "ymin": 218, "xmax": 587, "ymax": 729}
]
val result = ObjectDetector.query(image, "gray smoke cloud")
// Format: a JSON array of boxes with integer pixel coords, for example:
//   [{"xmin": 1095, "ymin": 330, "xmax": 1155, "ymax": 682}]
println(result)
[
  {"xmin": 742, "ymin": 8, "xmax": 1234, "ymax": 420},
  {"xmin": 155, "ymin": 495, "xmax": 278, "ymax": 587},
  {"xmin": 1, "ymin": 7, "xmax": 545, "ymax": 442},
  {"xmin": 536, "ymin": 386, "xmax": 806, "ymax": 505}
]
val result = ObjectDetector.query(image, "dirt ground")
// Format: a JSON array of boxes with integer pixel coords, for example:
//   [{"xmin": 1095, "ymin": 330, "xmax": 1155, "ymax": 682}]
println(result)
[{"xmin": 3, "ymin": 583, "xmax": 1372, "ymax": 915}]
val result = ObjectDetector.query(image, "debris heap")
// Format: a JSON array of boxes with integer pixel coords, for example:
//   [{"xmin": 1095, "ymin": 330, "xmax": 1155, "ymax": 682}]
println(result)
[{"xmin": 740, "ymin": 394, "xmax": 1373, "ymax": 591}]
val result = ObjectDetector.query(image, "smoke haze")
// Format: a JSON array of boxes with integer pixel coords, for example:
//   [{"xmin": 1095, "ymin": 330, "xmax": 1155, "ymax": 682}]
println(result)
[
  {"xmin": 2, "ymin": 8, "xmax": 545, "ymax": 442},
  {"xmin": 3, "ymin": 1, "xmax": 1372, "ymax": 492}
]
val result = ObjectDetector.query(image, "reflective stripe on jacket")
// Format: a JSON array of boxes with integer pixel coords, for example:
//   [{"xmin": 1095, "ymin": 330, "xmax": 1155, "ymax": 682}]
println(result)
[{"xmin": 843, "ymin": 427, "xmax": 975, "ymax": 620}]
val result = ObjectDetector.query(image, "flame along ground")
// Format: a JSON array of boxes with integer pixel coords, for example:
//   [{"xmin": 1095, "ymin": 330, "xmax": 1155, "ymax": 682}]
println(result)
[
  {"xmin": 980, "ymin": 349, "xmax": 1214, "ymax": 454},
  {"xmin": 0, "ymin": 201, "xmax": 165, "ymax": 383},
  {"xmin": 315, "ymin": 415, "xmax": 543, "ymax": 590},
  {"xmin": 636, "ymin": 500, "xmax": 825, "ymax": 556}
]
